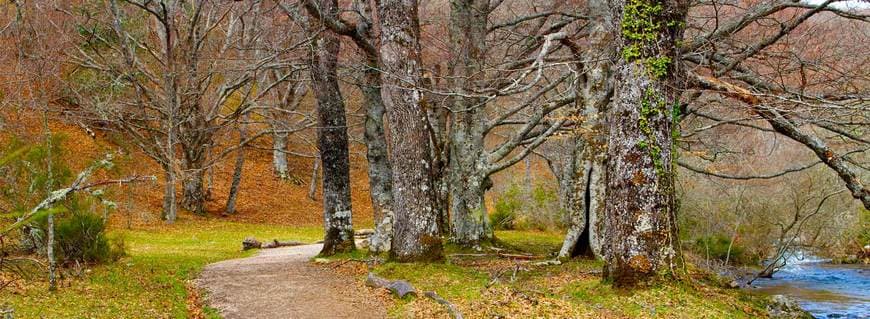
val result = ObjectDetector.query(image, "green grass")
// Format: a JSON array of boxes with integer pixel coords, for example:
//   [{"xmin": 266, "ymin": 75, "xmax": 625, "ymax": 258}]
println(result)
[
  {"xmin": 1, "ymin": 219, "xmax": 322, "ymax": 319},
  {"xmin": 363, "ymin": 230, "xmax": 769, "ymax": 318},
  {"xmin": 495, "ymin": 229, "xmax": 563, "ymax": 255}
]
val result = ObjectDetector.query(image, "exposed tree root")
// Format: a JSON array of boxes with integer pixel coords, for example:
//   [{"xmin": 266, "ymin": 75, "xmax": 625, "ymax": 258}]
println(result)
[{"xmin": 425, "ymin": 290, "xmax": 463, "ymax": 319}]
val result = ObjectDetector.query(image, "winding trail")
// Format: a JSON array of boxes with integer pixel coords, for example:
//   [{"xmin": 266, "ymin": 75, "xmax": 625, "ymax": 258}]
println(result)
[{"xmin": 196, "ymin": 244, "xmax": 385, "ymax": 319}]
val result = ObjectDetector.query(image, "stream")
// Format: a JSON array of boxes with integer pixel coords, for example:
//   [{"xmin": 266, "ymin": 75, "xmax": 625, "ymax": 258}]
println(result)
[{"xmin": 748, "ymin": 254, "xmax": 870, "ymax": 319}]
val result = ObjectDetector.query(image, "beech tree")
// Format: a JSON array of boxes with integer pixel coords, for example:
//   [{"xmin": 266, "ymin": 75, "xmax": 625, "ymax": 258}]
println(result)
[
  {"xmin": 63, "ymin": 0, "xmax": 305, "ymax": 220},
  {"xmin": 377, "ymin": 0, "xmax": 444, "ymax": 261},
  {"xmin": 439, "ymin": 1, "xmax": 585, "ymax": 246},
  {"xmin": 301, "ymin": 0, "xmax": 395, "ymax": 252},
  {"xmin": 596, "ymin": 0, "xmax": 688, "ymax": 286},
  {"xmin": 306, "ymin": 0, "xmax": 355, "ymax": 255}
]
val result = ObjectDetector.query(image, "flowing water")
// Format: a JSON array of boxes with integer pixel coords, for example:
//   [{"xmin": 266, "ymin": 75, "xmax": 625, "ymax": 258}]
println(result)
[{"xmin": 748, "ymin": 253, "xmax": 870, "ymax": 319}]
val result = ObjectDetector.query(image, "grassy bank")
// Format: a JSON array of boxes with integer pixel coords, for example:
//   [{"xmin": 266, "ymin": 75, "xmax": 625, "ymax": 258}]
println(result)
[
  {"xmin": 364, "ymin": 230, "xmax": 769, "ymax": 318},
  {"xmin": 1, "ymin": 219, "xmax": 323, "ymax": 318}
]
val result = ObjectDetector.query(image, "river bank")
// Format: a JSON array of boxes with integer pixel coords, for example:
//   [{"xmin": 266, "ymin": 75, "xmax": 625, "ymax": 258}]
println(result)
[{"xmin": 743, "ymin": 259, "xmax": 870, "ymax": 318}]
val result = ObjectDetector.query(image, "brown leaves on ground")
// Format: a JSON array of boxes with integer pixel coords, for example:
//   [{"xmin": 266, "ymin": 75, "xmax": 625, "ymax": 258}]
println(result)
[
  {"xmin": 8, "ymin": 116, "xmax": 377, "ymax": 228},
  {"xmin": 185, "ymin": 280, "xmax": 205, "ymax": 319}
]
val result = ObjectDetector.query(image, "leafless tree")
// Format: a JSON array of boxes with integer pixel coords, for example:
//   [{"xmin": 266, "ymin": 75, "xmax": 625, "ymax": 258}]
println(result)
[
  {"xmin": 305, "ymin": 0, "xmax": 356, "ymax": 255},
  {"xmin": 63, "ymin": 0, "xmax": 310, "ymax": 220},
  {"xmin": 377, "ymin": 0, "xmax": 445, "ymax": 261}
]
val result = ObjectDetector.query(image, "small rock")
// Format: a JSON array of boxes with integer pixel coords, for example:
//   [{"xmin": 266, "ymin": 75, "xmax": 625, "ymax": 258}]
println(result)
[
  {"xmin": 313, "ymin": 258, "xmax": 331, "ymax": 264},
  {"xmin": 728, "ymin": 280, "xmax": 740, "ymax": 289},
  {"xmin": 767, "ymin": 295, "xmax": 812, "ymax": 319}
]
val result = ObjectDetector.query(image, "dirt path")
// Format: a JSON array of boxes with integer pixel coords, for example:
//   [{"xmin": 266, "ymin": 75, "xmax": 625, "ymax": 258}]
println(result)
[{"xmin": 196, "ymin": 244, "xmax": 386, "ymax": 319}]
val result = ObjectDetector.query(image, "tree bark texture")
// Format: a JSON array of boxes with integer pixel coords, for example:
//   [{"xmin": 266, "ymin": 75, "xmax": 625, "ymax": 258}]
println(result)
[
  {"xmin": 309, "ymin": 0, "xmax": 355, "ymax": 255},
  {"xmin": 602, "ymin": 0, "xmax": 687, "ymax": 286},
  {"xmin": 273, "ymin": 131, "xmax": 289, "ymax": 178},
  {"xmin": 377, "ymin": 0, "xmax": 443, "ymax": 262},
  {"xmin": 446, "ymin": 0, "xmax": 492, "ymax": 246},
  {"xmin": 558, "ymin": 0, "xmax": 612, "ymax": 259},
  {"xmin": 225, "ymin": 121, "xmax": 246, "ymax": 214},
  {"xmin": 162, "ymin": 164, "xmax": 177, "ymax": 223},
  {"xmin": 362, "ymin": 60, "xmax": 395, "ymax": 252}
]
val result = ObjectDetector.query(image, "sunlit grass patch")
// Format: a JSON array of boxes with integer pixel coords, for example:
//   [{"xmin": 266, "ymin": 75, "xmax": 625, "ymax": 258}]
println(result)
[{"xmin": 494, "ymin": 229, "xmax": 563, "ymax": 255}]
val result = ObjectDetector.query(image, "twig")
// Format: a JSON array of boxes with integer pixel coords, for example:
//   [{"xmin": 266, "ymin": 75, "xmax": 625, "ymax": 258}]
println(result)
[{"xmin": 448, "ymin": 252, "xmax": 544, "ymax": 260}]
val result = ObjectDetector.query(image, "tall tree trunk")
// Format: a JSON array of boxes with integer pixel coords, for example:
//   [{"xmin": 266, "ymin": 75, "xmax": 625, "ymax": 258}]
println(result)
[
  {"xmin": 558, "ymin": 0, "xmax": 612, "ymax": 259},
  {"xmin": 447, "ymin": 0, "xmax": 492, "ymax": 247},
  {"xmin": 179, "ymin": 120, "xmax": 209, "ymax": 215},
  {"xmin": 163, "ymin": 163, "xmax": 177, "ymax": 223},
  {"xmin": 181, "ymin": 164, "xmax": 206, "ymax": 215},
  {"xmin": 377, "ymin": 0, "xmax": 443, "ymax": 262},
  {"xmin": 555, "ymin": 137, "xmax": 592, "ymax": 258},
  {"xmin": 272, "ymin": 131, "xmax": 289, "ymax": 179},
  {"xmin": 309, "ymin": 0, "xmax": 355, "ymax": 255},
  {"xmin": 352, "ymin": 0, "xmax": 395, "ymax": 252},
  {"xmin": 361, "ymin": 58, "xmax": 395, "ymax": 252},
  {"xmin": 225, "ymin": 121, "xmax": 246, "ymax": 214},
  {"xmin": 602, "ymin": 0, "xmax": 687, "ymax": 286}
]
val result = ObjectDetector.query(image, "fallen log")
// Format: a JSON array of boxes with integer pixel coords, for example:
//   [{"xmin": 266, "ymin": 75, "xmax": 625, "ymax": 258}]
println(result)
[
  {"xmin": 365, "ymin": 272, "xmax": 416, "ymax": 298},
  {"xmin": 355, "ymin": 229, "xmax": 375, "ymax": 237},
  {"xmin": 425, "ymin": 291, "xmax": 463, "ymax": 319},
  {"xmin": 242, "ymin": 237, "xmax": 305, "ymax": 250}
]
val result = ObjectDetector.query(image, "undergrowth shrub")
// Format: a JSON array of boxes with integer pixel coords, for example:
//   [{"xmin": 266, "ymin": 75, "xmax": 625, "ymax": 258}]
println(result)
[
  {"xmin": 55, "ymin": 211, "xmax": 124, "ymax": 265},
  {"xmin": 490, "ymin": 181, "xmax": 563, "ymax": 231},
  {"xmin": 491, "ymin": 186, "xmax": 521, "ymax": 230},
  {"xmin": 693, "ymin": 235, "xmax": 754, "ymax": 265}
]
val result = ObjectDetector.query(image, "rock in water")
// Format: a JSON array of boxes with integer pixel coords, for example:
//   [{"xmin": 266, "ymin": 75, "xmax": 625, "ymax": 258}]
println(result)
[{"xmin": 767, "ymin": 295, "xmax": 813, "ymax": 319}]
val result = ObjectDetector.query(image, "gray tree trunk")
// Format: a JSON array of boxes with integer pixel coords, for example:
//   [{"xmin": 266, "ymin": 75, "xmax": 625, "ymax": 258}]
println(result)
[
  {"xmin": 602, "ymin": 0, "xmax": 687, "ymax": 286},
  {"xmin": 355, "ymin": 0, "xmax": 395, "ymax": 252},
  {"xmin": 555, "ymin": 138, "xmax": 592, "ymax": 259},
  {"xmin": 446, "ymin": 0, "xmax": 492, "ymax": 247},
  {"xmin": 179, "ymin": 113, "xmax": 209, "ymax": 215},
  {"xmin": 362, "ymin": 60, "xmax": 395, "ymax": 253},
  {"xmin": 181, "ymin": 165, "xmax": 206, "ymax": 215},
  {"xmin": 377, "ymin": 0, "xmax": 443, "ymax": 262},
  {"xmin": 225, "ymin": 121, "xmax": 246, "ymax": 215},
  {"xmin": 163, "ymin": 164, "xmax": 177, "ymax": 223},
  {"xmin": 273, "ymin": 132, "xmax": 289, "ymax": 179},
  {"xmin": 557, "ymin": 0, "xmax": 612, "ymax": 260},
  {"xmin": 272, "ymin": 83, "xmax": 308, "ymax": 179},
  {"xmin": 309, "ymin": 0, "xmax": 355, "ymax": 255},
  {"xmin": 557, "ymin": 160, "xmax": 606, "ymax": 259}
]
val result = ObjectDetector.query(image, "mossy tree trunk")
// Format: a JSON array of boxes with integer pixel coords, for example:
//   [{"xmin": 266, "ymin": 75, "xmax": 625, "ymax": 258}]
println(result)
[
  {"xmin": 601, "ymin": 0, "xmax": 687, "ymax": 286},
  {"xmin": 446, "ymin": 0, "xmax": 493, "ymax": 247},
  {"xmin": 355, "ymin": 0, "xmax": 394, "ymax": 253},
  {"xmin": 377, "ymin": 0, "xmax": 443, "ymax": 262},
  {"xmin": 308, "ymin": 0, "xmax": 355, "ymax": 256}
]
